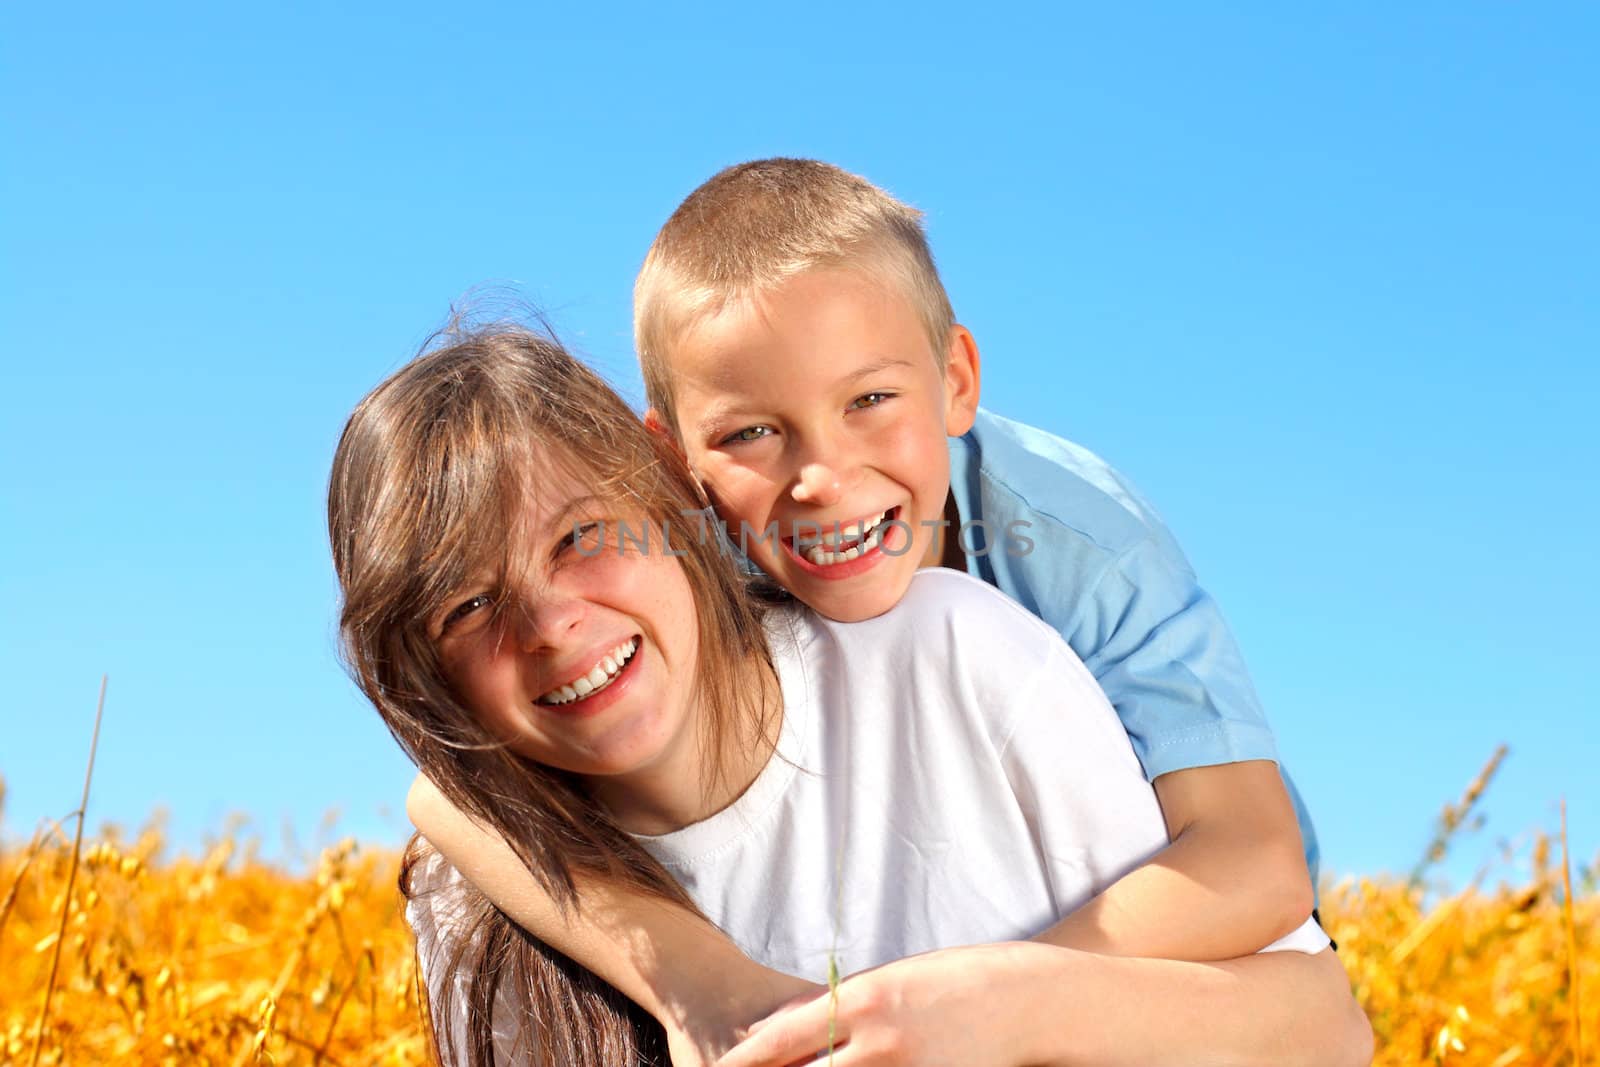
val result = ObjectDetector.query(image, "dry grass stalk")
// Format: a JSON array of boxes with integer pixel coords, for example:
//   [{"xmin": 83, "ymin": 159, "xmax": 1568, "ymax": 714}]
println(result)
[
  {"xmin": 1562, "ymin": 798, "xmax": 1585, "ymax": 1067},
  {"xmin": 1411, "ymin": 745, "xmax": 1509, "ymax": 889},
  {"xmin": 28, "ymin": 675, "xmax": 107, "ymax": 1067}
]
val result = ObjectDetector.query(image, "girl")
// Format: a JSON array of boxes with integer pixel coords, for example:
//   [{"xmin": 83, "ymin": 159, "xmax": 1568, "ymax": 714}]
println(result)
[{"xmin": 328, "ymin": 325, "xmax": 1368, "ymax": 1067}]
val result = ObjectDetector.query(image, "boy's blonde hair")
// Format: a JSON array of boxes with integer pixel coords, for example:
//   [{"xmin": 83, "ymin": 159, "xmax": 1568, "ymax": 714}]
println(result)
[{"xmin": 634, "ymin": 158, "xmax": 956, "ymax": 432}]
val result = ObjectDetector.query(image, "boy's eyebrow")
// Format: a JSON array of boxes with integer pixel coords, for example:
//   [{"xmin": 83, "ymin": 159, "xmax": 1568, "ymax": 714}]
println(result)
[
  {"xmin": 837, "ymin": 356, "xmax": 917, "ymax": 383},
  {"xmin": 693, "ymin": 357, "xmax": 919, "ymax": 438}
]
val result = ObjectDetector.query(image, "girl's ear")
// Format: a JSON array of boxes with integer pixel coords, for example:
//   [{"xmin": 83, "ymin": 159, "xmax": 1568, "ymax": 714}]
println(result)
[{"xmin": 643, "ymin": 408, "xmax": 686, "ymax": 457}]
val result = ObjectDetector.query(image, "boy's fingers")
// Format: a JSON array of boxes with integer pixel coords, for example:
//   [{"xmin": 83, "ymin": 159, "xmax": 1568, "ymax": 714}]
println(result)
[{"xmin": 717, "ymin": 994, "xmax": 844, "ymax": 1067}]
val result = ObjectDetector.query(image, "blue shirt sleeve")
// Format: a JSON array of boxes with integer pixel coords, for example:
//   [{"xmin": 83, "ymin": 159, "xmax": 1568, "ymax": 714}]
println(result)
[
  {"xmin": 1065, "ymin": 534, "xmax": 1280, "ymax": 781},
  {"xmin": 952, "ymin": 411, "xmax": 1321, "ymax": 882}
]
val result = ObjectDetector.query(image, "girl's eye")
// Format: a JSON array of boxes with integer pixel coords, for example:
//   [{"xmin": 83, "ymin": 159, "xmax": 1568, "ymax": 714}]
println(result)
[
  {"xmin": 721, "ymin": 425, "xmax": 772, "ymax": 445},
  {"xmin": 849, "ymin": 392, "xmax": 894, "ymax": 410},
  {"xmin": 442, "ymin": 594, "xmax": 493, "ymax": 633},
  {"xmin": 562, "ymin": 521, "xmax": 606, "ymax": 555}
]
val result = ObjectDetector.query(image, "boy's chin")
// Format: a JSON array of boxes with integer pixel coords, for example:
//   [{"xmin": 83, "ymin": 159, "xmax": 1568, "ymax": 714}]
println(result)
[{"xmin": 788, "ymin": 571, "xmax": 913, "ymax": 623}]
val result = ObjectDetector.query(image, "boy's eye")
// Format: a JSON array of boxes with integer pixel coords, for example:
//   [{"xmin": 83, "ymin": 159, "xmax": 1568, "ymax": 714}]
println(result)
[
  {"xmin": 849, "ymin": 392, "xmax": 894, "ymax": 410},
  {"xmin": 721, "ymin": 425, "xmax": 773, "ymax": 445},
  {"xmin": 441, "ymin": 594, "xmax": 493, "ymax": 633}
]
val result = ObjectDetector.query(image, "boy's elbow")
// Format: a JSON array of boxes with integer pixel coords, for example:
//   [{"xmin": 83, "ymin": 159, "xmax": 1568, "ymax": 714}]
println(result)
[
  {"xmin": 1278, "ymin": 858, "xmax": 1317, "ymax": 936},
  {"xmin": 1259, "ymin": 832, "xmax": 1317, "ymax": 940}
]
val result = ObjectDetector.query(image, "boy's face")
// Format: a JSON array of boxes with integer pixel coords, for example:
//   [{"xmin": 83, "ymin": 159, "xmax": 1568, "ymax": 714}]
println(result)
[{"xmin": 658, "ymin": 267, "xmax": 979, "ymax": 622}]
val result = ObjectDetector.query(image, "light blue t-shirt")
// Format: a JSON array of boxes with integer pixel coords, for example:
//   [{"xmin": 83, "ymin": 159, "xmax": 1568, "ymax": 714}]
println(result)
[{"xmin": 946, "ymin": 408, "xmax": 1320, "ymax": 882}]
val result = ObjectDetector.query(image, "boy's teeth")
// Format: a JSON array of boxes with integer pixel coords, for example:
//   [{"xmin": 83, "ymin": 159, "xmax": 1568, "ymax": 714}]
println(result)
[
  {"xmin": 802, "ymin": 515, "xmax": 890, "ymax": 566},
  {"xmin": 539, "ymin": 637, "xmax": 639, "ymax": 706}
]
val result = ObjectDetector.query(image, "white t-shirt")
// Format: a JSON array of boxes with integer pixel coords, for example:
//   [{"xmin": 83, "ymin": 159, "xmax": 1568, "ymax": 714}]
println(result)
[
  {"xmin": 633, "ymin": 568, "xmax": 1325, "ymax": 978},
  {"xmin": 407, "ymin": 569, "xmax": 1326, "ymax": 1055}
]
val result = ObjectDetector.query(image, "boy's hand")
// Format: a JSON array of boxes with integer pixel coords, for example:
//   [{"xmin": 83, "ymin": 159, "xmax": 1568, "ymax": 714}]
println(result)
[{"xmin": 713, "ymin": 944, "xmax": 1041, "ymax": 1067}]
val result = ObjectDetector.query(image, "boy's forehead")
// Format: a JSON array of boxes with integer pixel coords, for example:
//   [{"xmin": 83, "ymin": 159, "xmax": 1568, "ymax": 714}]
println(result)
[{"xmin": 665, "ymin": 269, "xmax": 939, "ymax": 412}]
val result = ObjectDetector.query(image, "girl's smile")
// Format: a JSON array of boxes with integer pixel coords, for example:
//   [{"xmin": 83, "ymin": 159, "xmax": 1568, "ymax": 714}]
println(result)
[
  {"xmin": 536, "ymin": 635, "xmax": 641, "ymax": 708},
  {"xmin": 431, "ymin": 475, "xmax": 713, "ymax": 829}
]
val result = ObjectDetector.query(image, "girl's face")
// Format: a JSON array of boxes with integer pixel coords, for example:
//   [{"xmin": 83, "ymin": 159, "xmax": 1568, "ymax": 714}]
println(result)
[{"xmin": 430, "ymin": 466, "xmax": 706, "ymax": 829}]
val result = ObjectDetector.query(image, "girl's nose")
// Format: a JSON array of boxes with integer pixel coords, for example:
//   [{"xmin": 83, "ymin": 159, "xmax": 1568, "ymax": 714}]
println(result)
[{"xmin": 513, "ymin": 589, "xmax": 587, "ymax": 652}]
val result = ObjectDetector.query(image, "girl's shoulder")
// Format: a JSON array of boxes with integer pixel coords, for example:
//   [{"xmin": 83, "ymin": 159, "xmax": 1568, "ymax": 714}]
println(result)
[
  {"xmin": 897, "ymin": 567, "xmax": 1077, "ymax": 660},
  {"xmin": 785, "ymin": 566, "xmax": 1075, "ymax": 655},
  {"xmin": 901, "ymin": 565, "xmax": 1051, "ymax": 619},
  {"xmin": 801, "ymin": 567, "xmax": 1099, "ymax": 709}
]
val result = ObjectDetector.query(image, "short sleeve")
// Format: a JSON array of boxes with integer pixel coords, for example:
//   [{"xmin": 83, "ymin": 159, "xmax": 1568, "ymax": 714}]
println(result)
[
  {"xmin": 1067, "ymin": 536, "xmax": 1280, "ymax": 782},
  {"xmin": 403, "ymin": 843, "xmax": 528, "ymax": 1065},
  {"xmin": 404, "ymin": 847, "xmax": 474, "ymax": 1066},
  {"xmin": 1257, "ymin": 915, "xmax": 1331, "ymax": 955}
]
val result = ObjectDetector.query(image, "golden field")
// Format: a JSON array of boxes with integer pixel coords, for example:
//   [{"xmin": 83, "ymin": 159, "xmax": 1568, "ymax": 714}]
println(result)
[{"xmin": 1, "ymin": 764, "xmax": 1593, "ymax": 1066}]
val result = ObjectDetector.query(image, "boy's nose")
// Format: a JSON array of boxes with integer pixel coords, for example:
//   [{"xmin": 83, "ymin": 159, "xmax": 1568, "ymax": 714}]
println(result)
[{"xmin": 791, "ymin": 462, "xmax": 845, "ymax": 508}]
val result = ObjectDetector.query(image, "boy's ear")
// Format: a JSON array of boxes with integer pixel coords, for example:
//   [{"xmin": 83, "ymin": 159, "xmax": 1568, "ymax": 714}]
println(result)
[
  {"xmin": 941, "ymin": 325, "xmax": 982, "ymax": 437},
  {"xmin": 643, "ymin": 408, "xmax": 686, "ymax": 457}
]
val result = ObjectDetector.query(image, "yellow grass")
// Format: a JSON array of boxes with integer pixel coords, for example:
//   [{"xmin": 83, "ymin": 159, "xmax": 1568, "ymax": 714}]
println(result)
[{"xmin": 1, "ymin": 761, "xmax": 1594, "ymax": 1064}]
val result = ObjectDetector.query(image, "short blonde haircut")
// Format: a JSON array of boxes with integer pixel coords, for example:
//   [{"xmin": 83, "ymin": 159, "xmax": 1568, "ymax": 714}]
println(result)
[{"xmin": 634, "ymin": 158, "xmax": 956, "ymax": 432}]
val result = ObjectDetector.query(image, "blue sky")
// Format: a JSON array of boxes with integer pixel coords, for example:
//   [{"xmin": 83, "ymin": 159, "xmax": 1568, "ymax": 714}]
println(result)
[{"xmin": 3, "ymin": 3, "xmax": 1595, "ymax": 889}]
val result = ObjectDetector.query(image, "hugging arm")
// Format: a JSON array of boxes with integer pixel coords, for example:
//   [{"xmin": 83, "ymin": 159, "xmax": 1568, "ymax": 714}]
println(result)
[
  {"xmin": 716, "ymin": 942, "xmax": 1372, "ymax": 1067},
  {"xmin": 1035, "ymin": 759, "xmax": 1315, "ymax": 960},
  {"xmin": 716, "ymin": 647, "xmax": 1369, "ymax": 1067},
  {"xmin": 406, "ymin": 775, "xmax": 821, "ymax": 1066},
  {"xmin": 1041, "ymin": 535, "xmax": 1317, "ymax": 960}
]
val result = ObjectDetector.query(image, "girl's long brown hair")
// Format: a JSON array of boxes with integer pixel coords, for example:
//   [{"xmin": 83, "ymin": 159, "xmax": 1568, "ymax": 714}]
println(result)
[{"xmin": 328, "ymin": 323, "xmax": 778, "ymax": 1065}]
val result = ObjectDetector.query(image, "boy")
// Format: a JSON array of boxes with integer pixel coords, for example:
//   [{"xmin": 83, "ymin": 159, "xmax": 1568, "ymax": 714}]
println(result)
[{"xmin": 411, "ymin": 159, "xmax": 1331, "ymax": 1062}]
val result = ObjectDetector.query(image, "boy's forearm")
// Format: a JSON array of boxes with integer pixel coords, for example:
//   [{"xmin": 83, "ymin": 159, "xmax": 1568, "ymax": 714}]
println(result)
[
  {"xmin": 1032, "ymin": 819, "xmax": 1310, "ymax": 958},
  {"xmin": 406, "ymin": 776, "xmax": 804, "ymax": 1047},
  {"xmin": 1011, "ymin": 943, "xmax": 1371, "ymax": 1067},
  {"xmin": 716, "ymin": 940, "xmax": 1369, "ymax": 1067},
  {"xmin": 1036, "ymin": 760, "xmax": 1313, "ymax": 960}
]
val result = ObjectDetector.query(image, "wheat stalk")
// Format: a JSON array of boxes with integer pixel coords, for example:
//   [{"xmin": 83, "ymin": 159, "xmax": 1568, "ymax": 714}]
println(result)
[
  {"xmin": 28, "ymin": 675, "xmax": 108, "ymax": 1067},
  {"xmin": 1562, "ymin": 798, "xmax": 1585, "ymax": 1067}
]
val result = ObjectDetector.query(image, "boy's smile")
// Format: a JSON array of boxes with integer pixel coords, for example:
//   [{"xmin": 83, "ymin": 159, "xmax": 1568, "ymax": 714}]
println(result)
[
  {"xmin": 783, "ymin": 506, "xmax": 899, "ymax": 573},
  {"xmin": 662, "ymin": 267, "xmax": 980, "ymax": 622}
]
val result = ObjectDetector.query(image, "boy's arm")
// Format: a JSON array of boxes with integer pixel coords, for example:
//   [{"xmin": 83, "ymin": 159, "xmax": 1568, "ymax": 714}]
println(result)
[
  {"xmin": 1041, "ymin": 521, "xmax": 1317, "ymax": 960},
  {"xmin": 1033, "ymin": 759, "xmax": 1313, "ymax": 959},
  {"xmin": 406, "ymin": 775, "xmax": 821, "ymax": 1065},
  {"xmin": 716, "ymin": 942, "xmax": 1372, "ymax": 1067}
]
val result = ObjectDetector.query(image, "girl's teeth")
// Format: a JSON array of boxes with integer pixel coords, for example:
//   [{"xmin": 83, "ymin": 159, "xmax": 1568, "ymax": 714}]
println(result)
[{"xmin": 539, "ymin": 638, "xmax": 639, "ymax": 705}]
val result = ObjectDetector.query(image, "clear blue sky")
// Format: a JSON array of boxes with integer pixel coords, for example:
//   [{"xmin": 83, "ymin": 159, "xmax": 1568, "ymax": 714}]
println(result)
[{"xmin": 3, "ymin": 3, "xmax": 1595, "ymax": 889}]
